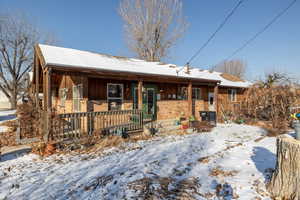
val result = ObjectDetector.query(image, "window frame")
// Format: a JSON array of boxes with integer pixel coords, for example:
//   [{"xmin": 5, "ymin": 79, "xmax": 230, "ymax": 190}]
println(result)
[
  {"xmin": 192, "ymin": 88, "xmax": 201, "ymax": 100},
  {"xmin": 178, "ymin": 87, "xmax": 187, "ymax": 100},
  {"xmin": 73, "ymin": 84, "xmax": 83, "ymax": 112},
  {"xmin": 228, "ymin": 88, "xmax": 237, "ymax": 102},
  {"xmin": 59, "ymin": 88, "xmax": 68, "ymax": 107},
  {"xmin": 107, "ymin": 83, "xmax": 123, "ymax": 110}
]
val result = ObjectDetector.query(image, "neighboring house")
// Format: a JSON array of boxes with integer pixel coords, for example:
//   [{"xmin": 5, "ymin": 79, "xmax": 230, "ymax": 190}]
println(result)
[
  {"xmin": 32, "ymin": 44, "xmax": 250, "ymax": 132},
  {"xmin": 0, "ymin": 91, "xmax": 10, "ymax": 110}
]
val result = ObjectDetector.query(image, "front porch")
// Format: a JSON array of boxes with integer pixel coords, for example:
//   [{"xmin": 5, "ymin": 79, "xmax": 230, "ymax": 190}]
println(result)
[
  {"xmin": 32, "ymin": 44, "xmax": 221, "ymax": 141},
  {"xmin": 33, "ymin": 70, "xmax": 219, "ymax": 141}
]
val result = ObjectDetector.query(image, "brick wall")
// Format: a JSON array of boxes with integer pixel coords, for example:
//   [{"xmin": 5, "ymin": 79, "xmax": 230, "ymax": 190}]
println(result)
[{"xmin": 157, "ymin": 100, "xmax": 189, "ymax": 120}]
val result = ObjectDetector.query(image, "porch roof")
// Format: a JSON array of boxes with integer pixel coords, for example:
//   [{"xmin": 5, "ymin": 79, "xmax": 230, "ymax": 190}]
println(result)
[{"xmin": 37, "ymin": 44, "xmax": 251, "ymax": 88}]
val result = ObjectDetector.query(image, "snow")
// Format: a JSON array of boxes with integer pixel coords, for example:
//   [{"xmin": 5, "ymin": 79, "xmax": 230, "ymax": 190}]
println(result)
[
  {"xmin": 38, "ymin": 44, "xmax": 251, "ymax": 88},
  {"xmin": 0, "ymin": 124, "xmax": 278, "ymax": 199}
]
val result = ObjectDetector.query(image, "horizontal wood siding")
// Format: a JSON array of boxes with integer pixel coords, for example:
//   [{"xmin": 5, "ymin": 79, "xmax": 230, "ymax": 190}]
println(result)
[
  {"xmin": 88, "ymin": 78, "xmax": 132, "ymax": 100},
  {"xmin": 51, "ymin": 72, "xmax": 88, "ymax": 113}
]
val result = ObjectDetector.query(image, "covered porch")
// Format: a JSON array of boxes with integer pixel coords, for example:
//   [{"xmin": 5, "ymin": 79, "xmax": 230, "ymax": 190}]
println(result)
[{"xmin": 32, "ymin": 44, "xmax": 221, "ymax": 141}]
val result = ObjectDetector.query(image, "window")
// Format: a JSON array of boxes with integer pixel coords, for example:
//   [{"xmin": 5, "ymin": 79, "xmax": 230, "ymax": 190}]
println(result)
[
  {"xmin": 59, "ymin": 88, "xmax": 68, "ymax": 107},
  {"xmin": 228, "ymin": 89, "xmax": 237, "ymax": 102},
  {"xmin": 192, "ymin": 88, "xmax": 201, "ymax": 100},
  {"xmin": 107, "ymin": 83, "xmax": 123, "ymax": 110},
  {"xmin": 73, "ymin": 84, "xmax": 83, "ymax": 112},
  {"xmin": 178, "ymin": 87, "xmax": 187, "ymax": 100}
]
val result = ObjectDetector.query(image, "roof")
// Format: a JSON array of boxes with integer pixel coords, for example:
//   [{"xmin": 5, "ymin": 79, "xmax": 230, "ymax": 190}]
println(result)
[{"xmin": 38, "ymin": 44, "xmax": 251, "ymax": 88}]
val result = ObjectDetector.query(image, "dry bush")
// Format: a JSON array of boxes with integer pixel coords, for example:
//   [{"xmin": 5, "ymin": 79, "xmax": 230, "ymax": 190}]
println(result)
[{"xmin": 240, "ymin": 83, "xmax": 299, "ymax": 131}]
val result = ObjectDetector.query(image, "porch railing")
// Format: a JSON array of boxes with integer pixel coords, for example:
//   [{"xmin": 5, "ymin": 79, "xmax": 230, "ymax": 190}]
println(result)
[{"xmin": 50, "ymin": 109, "xmax": 143, "ymax": 141}]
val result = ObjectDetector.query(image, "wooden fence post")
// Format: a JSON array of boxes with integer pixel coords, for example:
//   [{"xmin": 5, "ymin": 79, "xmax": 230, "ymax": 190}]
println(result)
[{"xmin": 267, "ymin": 136, "xmax": 300, "ymax": 199}]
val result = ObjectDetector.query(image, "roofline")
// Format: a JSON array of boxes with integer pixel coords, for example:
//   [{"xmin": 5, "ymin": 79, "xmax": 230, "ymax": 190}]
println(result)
[
  {"xmin": 45, "ymin": 63, "xmax": 221, "ymax": 83},
  {"xmin": 219, "ymin": 85, "xmax": 250, "ymax": 89}
]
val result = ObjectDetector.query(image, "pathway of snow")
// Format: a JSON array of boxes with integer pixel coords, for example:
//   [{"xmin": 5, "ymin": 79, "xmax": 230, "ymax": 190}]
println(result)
[{"xmin": 0, "ymin": 124, "xmax": 277, "ymax": 200}]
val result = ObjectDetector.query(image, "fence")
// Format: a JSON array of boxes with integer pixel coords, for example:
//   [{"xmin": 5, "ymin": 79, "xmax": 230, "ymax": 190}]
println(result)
[{"xmin": 50, "ymin": 109, "xmax": 143, "ymax": 141}]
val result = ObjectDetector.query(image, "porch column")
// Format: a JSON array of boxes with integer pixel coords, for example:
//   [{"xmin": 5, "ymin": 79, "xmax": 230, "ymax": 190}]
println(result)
[
  {"xmin": 188, "ymin": 82, "xmax": 192, "ymax": 116},
  {"xmin": 35, "ymin": 55, "xmax": 39, "ymax": 110},
  {"xmin": 214, "ymin": 83, "xmax": 219, "ymax": 118},
  {"xmin": 138, "ymin": 80, "xmax": 143, "ymax": 110},
  {"xmin": 46, "ymin": 68, "xmax": 52, "ymax": 112},
  {"xmin": 43, "ymin": 67, "xmax": 52, "ymax": 142}
]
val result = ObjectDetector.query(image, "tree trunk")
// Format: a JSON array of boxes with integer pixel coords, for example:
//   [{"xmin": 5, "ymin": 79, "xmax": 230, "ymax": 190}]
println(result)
[
  {"xmin": 10, "ymin": 97, "xmax": 17, "ymax": 109},
  {"xmin": 267, "ymin": 136, "xmax": 300, "ymax": 200}
]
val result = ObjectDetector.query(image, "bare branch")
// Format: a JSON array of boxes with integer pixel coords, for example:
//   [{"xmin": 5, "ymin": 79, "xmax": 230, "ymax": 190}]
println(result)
[
  {"xmin": 212, "ymin": 59, "xmax": 247, "ymax": 78},
  {"xmin": 119, "ymin": 0, "xmax": 188, "ymax": 62},
  {"xmin": 0, "ymin": 12, "xmax": 56, "ymax": 109}
]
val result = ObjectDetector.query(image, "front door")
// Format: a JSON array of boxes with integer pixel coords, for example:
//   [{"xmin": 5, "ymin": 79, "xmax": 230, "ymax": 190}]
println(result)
[
  {"xmin": 208, "ymin": 92, "xmax": 215, "ymax": 111},
  {"xmin": 133, "ymin": 84, "xmax": 157, "ymax": 120}
]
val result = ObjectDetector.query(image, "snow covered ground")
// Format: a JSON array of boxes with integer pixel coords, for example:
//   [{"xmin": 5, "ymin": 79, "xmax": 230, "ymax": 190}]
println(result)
[{"xmin": 0, "ymin": 124, "xmax": 278, "ymax": 200}]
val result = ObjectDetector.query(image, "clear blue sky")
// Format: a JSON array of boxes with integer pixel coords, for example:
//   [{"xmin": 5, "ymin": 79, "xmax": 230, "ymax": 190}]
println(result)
[{"xmin": 1, "ymin": 0, "xmax": 299, "ymax": 80}]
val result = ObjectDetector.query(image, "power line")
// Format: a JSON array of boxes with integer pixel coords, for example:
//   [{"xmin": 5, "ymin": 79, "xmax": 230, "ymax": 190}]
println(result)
[
  {"xmin": 186, "ymin": 0, "xmax": 245, "ymax": 66},
  {"xmin": 224, "ymin": 0, "xmax": 297, "ymax": 60}
]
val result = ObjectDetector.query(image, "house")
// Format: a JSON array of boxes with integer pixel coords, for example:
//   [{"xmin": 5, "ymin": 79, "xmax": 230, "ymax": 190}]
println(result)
[{"xmin": 32, "ymin": 44, "xmax": 250, "ymax": 139}]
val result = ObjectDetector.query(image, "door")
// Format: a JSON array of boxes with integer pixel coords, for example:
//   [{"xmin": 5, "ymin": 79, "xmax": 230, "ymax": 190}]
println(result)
[
  {"xmin": 132, "ymin": 84, "xmax": 157, "ymax": 120},
  {"xmin": 208, "ymin": 92, "xmax": 215, "ymax": 111},
  {"xmin": 144, "ymin": 88, "xmax": 156, "ymax": 120}
]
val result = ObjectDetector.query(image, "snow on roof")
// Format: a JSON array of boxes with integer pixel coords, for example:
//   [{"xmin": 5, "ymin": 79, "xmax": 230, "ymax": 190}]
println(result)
[{"xmin": 38, "ymin": 44, "xmax": 251, "ymax": 88}]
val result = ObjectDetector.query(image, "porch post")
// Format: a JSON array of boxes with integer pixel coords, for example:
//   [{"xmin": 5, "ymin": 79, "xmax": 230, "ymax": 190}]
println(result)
[
  {"xmin": 214, "ymin": 83, "xmax": 219, "ymax": 120},
  {"xmin": 43, "ymin": 67, "xmax": 52, "ymax": 142},
  {"xmin": 138, "ymin": 80, "xmax": 143, "ymax": 110},
  {"xmin": 188, "ymin": 82, "xmax": 192, "ymax": 116},
  {"xmin": 47, "ymin": 68, "xmax": 52, "ymax": 112},
  {"xmin": 35, "ymin": 55, "xmax": 39, "ymax": 110}
]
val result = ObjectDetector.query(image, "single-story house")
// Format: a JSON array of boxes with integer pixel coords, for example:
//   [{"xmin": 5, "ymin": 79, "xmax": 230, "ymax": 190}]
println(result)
[{"xmin": 32, "ymin": 44, "xmax": 251, "ymax": 138}]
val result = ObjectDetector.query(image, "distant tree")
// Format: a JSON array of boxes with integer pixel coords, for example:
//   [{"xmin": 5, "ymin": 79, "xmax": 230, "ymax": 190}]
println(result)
[
  {"xmin": 212, "ymin": 59, "xmax": 247, "ymax": 78},
  {"xmin": 119, "ymin": 0, "xmax": 188, "ymax": 62},
  {"xmin": 258, "ymin": 72, "xmax": 291, "ymax": 88},
  {"xmin": 0, "ymin": 13, "xmax": 56, "ymax": 109}
]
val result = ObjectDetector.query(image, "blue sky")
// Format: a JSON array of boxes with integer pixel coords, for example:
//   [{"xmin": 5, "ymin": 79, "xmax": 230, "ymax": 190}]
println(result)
[{"xmin": 1, "ymin": 0, "xmax": 299, "ymax": 80}]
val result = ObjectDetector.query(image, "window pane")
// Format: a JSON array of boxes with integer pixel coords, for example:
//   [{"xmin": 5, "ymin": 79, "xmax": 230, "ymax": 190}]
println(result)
[
  {"xmin": 108, "ymin": 84, "xmax": 122, "ymax": 98},
  {"xmin": 108, "ymin": 99, "xmax": 122, "ymax": 110},
  {"xmin": 178, "ymin": 87, "xmax": 187, "ymax": 100},
  {"xmin": 192, "ymin": 88, "xmax": 201, "ymax": 100}
]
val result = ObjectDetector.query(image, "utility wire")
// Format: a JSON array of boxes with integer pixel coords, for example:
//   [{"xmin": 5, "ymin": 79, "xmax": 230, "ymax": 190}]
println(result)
[
  {"xmin": 185, "ymin": 0, "xmax": 245, "ymax": 66},
  {"xmin": 225, "ymin": 0, "xmax": 297, "ymax": 60}
]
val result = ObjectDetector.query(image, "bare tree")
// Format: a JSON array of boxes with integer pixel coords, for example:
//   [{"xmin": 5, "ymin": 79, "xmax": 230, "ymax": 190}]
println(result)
[
  {"xmin": 258, "ymin": 72, "xmax": 291, "ymax": 88},
  {"xmin": 212, "ymin": 59, "xmax": 247, "ymax": 78},
  {"xmin": 119, "ymin": 0, "xmax": 188, "ymax": 62},
  {"xmin": 0, "ymin": 13, "xmax": 55, "ymax": 109}
]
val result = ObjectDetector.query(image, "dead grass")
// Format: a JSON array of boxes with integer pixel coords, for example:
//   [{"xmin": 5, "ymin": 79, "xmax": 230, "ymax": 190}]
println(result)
[
  {"xmin": 0, "ymin": 119, "xmax": 17, "ymax": 132},
  {"xmin": 198, "ymin": 156, "xmax": 210, "ymax": 163},
  {"xmin": 128, "ymin": 176, "xmax": 201, "ymax": 199},
  {"xmin": 247, "ymin": 120, "xmax": 288, "ymax": 137},
  {"xmin": 209, "ymin": 166, "xmax": 238, "ymax": 177}
]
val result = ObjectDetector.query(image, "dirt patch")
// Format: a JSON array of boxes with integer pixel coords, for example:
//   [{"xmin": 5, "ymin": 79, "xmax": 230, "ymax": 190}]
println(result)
[
  {"xmin": 128, "ymin": 176, "xmax": 201, "ymax": 199},
  {"xmin": 198, "ymin": 156, "xmax": 210, "ymax": 163},
  {"xmin": 210, "ymin": 167, "xmax": 238, "ymax": 177}
]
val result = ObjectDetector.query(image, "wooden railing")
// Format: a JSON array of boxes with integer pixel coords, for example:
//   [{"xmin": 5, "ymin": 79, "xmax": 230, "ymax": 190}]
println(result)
[{"xmin": 50, "ymin": 109, "xmax": 143, "ymax": 141}]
